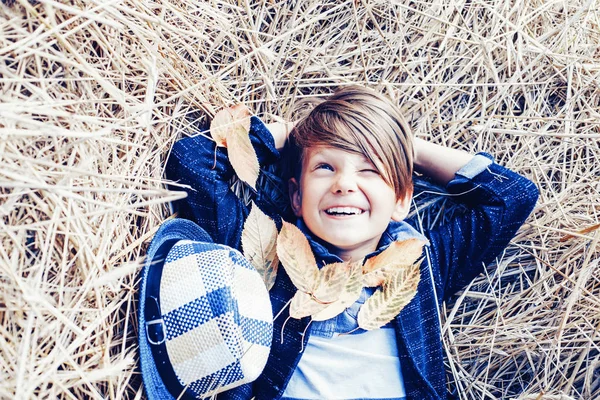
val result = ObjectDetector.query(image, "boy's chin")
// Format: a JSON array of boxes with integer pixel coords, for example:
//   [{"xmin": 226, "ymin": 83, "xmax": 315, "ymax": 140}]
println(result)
[{"xmin": 322, "ymin": 236, "xmax": 381, "ymax": 259}]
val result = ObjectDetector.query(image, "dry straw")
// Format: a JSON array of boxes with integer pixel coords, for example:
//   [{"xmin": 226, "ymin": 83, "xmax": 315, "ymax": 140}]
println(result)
[{"xmin": 1, "ymin": 0, "xmax": 599, "ymax": 398}]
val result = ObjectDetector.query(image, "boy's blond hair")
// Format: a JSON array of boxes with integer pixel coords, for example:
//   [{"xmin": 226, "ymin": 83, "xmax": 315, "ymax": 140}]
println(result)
[{"xmin": 284, "ymin": 85, "xmax": 414, "ymax": 200}]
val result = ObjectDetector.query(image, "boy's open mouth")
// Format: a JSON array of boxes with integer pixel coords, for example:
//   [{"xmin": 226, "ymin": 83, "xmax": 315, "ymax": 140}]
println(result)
[{"xmin": 324, "ymin": 207, "xmax": 364, "ymax": 216}]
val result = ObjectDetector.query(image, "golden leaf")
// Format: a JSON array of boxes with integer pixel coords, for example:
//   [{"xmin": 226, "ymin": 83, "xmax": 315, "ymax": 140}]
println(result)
[
  {"xmin": 357, "ymin": 259, "xmax": 421, "ymax": 330},
  {"xmin": 241, "ymin": 202, "xmax": 279, "ymax": 290},
  {"xmin": 312, "ymin": 261, "xmax": 363, "ymax": 321},
  {"xmin": 227, "ymin": 122, "xmax": 259, "ymax": 190},
  {"xmin": 288, "ymin": 262, "xmax": 357, "ymax": 320},
  {"xmin": 289, "ymin": 291, "xmax": 329, "ymax": 319},
  {"xmin": 311, "ymin": 262, "xmax": 352, "ymax": 304},
  {"xmin": 276, "ymin": 221, "xmax": 319, "ymax": 293},
  {"xmin": 210, "ymin": 104, "xmax": 252, "ymax": 147},
  {"xmin": 362, "ymin": 239, "xmax": 425, "ymax": 287},
  {"xmin": 210, "ymin": 104, "xmax": 259, "ymax": 189}
]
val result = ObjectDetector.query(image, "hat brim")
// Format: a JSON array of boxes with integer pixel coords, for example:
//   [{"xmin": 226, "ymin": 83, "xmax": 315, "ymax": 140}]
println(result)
[{"xmin": 139, "ymin": 218, "xmax": 213, "ymax": 400}]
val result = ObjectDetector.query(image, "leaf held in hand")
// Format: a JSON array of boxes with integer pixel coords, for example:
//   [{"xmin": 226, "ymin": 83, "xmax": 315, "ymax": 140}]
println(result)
[
  {"xmin": 357, "ymin": 260, "xmax": 422, "ymax": 330},
  {"xmin": 241, "ymin": 202, "xmax": 279, "ymax": 290},
  {"xmin": 210, "ymin": 104, "xmax": 252, "ymax": 147},
  {"xmin": 210, "ymin": 104, "xmax": 259, "ymax": 189},
  {"xmin": 228, "ymin": 123, "xmax": 259, "ymax": 190},
  {"xmin": 276, "ymin": 221, "xmax": 318, "ymax": 293}
]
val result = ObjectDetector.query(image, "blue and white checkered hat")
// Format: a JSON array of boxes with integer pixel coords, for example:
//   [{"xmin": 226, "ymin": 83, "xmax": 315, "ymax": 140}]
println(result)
[{"xmin": 139, "ymin": 219, "xmax": 273, "ymax": 399}]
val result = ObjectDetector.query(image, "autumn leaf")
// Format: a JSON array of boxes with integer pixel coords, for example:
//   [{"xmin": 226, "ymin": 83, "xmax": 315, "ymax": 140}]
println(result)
[
  {"xmin": 227, "ymin": 123, "xmax": 260, "ymax": 190},
  {"xmin": 288, "ymin": 262, "xmax": 358, "ymax": 320},
  {"xmin": 241, "ymin": 202, "xmax": 279, "ymax": 290},
  {"xmin": 362, "ymin": 239, "xmax": 425, "ymax": 287},
  {"xmin": 290, "ymin": 291, "xmax": 329, "ymax": 319},
  {"xmin": 277, "ymin": 222, "xmax": 361, "ymax": 320},
  {"xmin": 310, "ymin": 262, "xmax": 353, "ymax": 304},
  {"xmin": 312, "ymin": 261, "xmax": 363, "ymax": 321},
  {"xmin": 210, "ymin": 104, "xmax": 259, "ymax": 189},
  {"xmin": 278, "ymin": 223, "xmax": 426, "ymax": 322},
  {"xmin": 210, "ymin": 104, "xmax": 252, "ymax": 147},
  {"xmin": 276, "ymin": 221, "xmax": 319, "ymax": 293},
  {"xmin": 357, "ymin": 259, "xmax": 422, "ymax": 330}
]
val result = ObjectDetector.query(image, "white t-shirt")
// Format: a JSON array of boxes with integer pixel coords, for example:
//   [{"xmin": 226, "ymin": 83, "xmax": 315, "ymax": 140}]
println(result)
[{"xmin": 281, "ymin": 328, "xmax": 406, "ymax": 400}]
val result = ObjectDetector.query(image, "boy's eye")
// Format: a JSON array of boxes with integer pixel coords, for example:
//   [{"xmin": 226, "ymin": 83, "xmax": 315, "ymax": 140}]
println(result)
[
  {"xmin": 316, "ymin": 163, "xmax": 334, "ymax": 171},
  {"xmin": 361, "ymin": 168, "xmax": 379, "ymax": 174}
]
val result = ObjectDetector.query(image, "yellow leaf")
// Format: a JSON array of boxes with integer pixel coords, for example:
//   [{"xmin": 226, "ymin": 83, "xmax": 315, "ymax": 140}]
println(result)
[
  {"xmin": 312, "ymin": 262, "xmax": 363, "ymax": 321},
  {"xmin": 362, "ymin": 269, "xmax": 388, "ymax": 288},
  {"xmin": 311, "ymin": 262, "xmax": 352, "ymax": 304},
  {"xmin": 362, "ymin": 239, "xmax": 425, "ymax": 287},
  {"xmin": 210, "ymin": 104, "xmax": 252, "ymax": 147},
  {"xmin": 357, "ymin": 260, "xmax": 421, "ymax": 330},
  {"xmin": 241, "ymin": 202, "xmax": 279, "ymax": 291},
  {"xmin": 289, "ymin": 291, "xmax": 329, "ymax": 319},
  {"xmin": 228, "ymin": 122, "xmax": 260, "ymax": 190},
  {"xmin": 276, "ymin": 221, "xmax": 318, "ymax": 293},
  {"xmin": 210, "ymin": 104, "xmax": 259, "ymax": 189}
]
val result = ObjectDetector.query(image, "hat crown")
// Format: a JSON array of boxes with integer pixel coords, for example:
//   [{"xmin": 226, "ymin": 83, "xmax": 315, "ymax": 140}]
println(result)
[{"xmin": 140, "ymin": 225, "xmax": 272, "ymax": 400}]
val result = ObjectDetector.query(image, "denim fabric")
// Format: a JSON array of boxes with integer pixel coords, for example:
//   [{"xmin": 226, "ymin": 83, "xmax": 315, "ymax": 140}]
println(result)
[{"xmin": 166, "ymin": 117, "xmax": 539, "ymax": 400}]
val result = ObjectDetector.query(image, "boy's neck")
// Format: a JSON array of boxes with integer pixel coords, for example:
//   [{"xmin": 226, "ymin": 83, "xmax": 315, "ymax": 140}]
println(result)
[
  {"xmin": 321, "ymin": 237, "xmax": 381, "ymax": 263},
  {"xmin": 297, "ymin": 219, "xmax": 384, "ymax": 263}
]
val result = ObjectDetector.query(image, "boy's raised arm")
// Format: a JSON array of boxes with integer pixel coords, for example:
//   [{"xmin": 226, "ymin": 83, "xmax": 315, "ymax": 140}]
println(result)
[
  {"xmin": 412, "ymin": 136, "xmax": 539, "ymax": 300},
  {"xmin": 413, "ymin": 137, "xmax": 475, "ymax": 185},
  {"xmin": 166, "ymin": 116, "xmax": 281, "ymax": 249}
]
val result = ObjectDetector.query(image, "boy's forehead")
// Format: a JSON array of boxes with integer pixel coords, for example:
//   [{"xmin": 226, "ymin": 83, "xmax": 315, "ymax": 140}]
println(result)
[{"xmin": 304, "ymin": 145, "xmax": 370, "ymax": 162}]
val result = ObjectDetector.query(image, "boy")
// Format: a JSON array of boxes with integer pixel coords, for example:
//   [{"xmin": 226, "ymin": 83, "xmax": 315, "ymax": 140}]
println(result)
[{"xmin": 165, "ymin": 86, "xmax": 539, "ymax": 399}]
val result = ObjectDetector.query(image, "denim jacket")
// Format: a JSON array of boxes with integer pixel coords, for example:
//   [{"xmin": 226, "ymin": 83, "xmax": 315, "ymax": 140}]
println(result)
[{"xmin": 166, "ymin": 117, "xmax": 539, "ymax": 400}]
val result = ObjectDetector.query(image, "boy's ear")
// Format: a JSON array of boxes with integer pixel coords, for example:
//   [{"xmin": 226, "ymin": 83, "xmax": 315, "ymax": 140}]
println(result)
[
  {"xmin": 288, "ymin": 178, "xmax": 302, "ymax": 217},
  {"xmin": 391, "ymin": 189, "xmax": 413, "ymax": 222}
]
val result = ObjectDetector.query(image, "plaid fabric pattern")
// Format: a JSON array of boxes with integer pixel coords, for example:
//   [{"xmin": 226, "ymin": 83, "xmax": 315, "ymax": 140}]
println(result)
[{"xmin": 160, "ymin": 240, "xmax": 273, "ymax": 398}]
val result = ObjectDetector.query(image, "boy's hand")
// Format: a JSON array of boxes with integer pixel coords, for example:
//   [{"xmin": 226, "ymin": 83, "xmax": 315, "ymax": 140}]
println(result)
[
  {"xmin": 413, "ymin": 137, "xmax": 475, "ymax": 185},
  {"xmin": 265, "ymin": 121, "xmax": 296, "ymax": 150}
]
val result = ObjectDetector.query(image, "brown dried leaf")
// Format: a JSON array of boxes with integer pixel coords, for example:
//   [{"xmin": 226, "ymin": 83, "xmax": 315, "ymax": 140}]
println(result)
[
  {"xmin": 312, "ymin": 262, "xmax": 363, "ymax": 321},
  {"xmin": 210, "ymin": 104, "xmax": 259, "ymax": 189},
  {"xmin": 241, "ymin": 202, "xmax": 279, "ymax": 290},
  {"xmin": 210, "ymin": 104, "xmax": 252, "ymax": 147},
  {"xmin": 358, "ymin": 260, "xmax": 422, "ymax": 330},
  {"xmin": 289, "ymin": 291, "xmax": 329, "ymax": 319},
  {"xmin": 276, "ymin": 221, "xmax": 319, "ymax": 293},
  {"xmin": 362, "ymin": 269, "xmax": 388, "ymax": 288},
  {"xmin": 228, "ymin": 124, "xmax": 259, "ymax": 190},
  {"xmin": 289, "ymin": 262, "xmax": 356, "ymax": 320},
  {"xmin": 311, "ymin": 262, "xmax": 353, "ymax": 304},
  {"xmin": 362, "ymin": 239, "xmax": 425, "ymax": 287},
  {"xmin": 363, "ymin": 239, "xmax": 425, "ymax": 274}
]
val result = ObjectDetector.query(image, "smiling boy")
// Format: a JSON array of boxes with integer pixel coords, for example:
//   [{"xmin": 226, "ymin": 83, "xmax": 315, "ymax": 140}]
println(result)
[
  {"xmin": 165, "ymin": 86, "xmax": 539, "ymax": 399},
  {"xmin": 290, "ymin": 146, "xmax": 406, "ymax": 261}
]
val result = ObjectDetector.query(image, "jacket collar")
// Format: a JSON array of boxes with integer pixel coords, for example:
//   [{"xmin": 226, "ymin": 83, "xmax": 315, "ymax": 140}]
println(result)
[{"xmin": 295, "ymin": 219, "xmax": 429, "ymax": 267}]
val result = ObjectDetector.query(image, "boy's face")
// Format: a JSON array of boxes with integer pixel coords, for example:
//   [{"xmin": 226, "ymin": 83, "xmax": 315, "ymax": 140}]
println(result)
[{"xmin": 289, "ymin": 146, "xmax": 411, "ymax": 262}]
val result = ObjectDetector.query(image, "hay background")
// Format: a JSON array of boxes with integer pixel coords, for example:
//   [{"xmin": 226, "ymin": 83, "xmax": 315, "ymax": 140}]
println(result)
[{"xmin": 1, "ymin": 0, "xmax": 599, "ymax": 398}]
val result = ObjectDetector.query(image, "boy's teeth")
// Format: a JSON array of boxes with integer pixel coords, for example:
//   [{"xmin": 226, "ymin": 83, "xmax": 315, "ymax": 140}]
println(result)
[{"xmin": 326, "ymin": 207, "xmax": 363, "ymax": 215}]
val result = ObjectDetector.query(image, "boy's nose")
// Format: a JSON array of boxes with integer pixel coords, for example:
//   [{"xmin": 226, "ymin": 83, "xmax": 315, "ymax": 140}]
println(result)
[{"xmin": 332, "ymin": 173, "xmax": 358, "ymax": 194}]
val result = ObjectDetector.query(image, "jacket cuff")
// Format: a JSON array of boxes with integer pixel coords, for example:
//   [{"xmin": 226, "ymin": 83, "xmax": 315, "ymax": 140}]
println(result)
[{"xmin": 454, "ymin": 152, "xmax": 493, "ymax": 180}]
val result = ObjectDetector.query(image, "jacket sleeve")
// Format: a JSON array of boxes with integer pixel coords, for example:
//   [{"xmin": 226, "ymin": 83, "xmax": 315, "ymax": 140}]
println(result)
[
  {"xmin": 420, "ymin": 153, "xmax": 539, "ymax": 301},
  {"xmin": 165, "ymin": 116, "xmax": 282, "ymax": 250}
]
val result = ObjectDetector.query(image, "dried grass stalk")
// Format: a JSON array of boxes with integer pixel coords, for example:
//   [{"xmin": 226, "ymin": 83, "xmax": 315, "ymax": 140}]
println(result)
[{"xmin": 1, "ymin": 0, "xmax": 599, "ymax": 398}]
